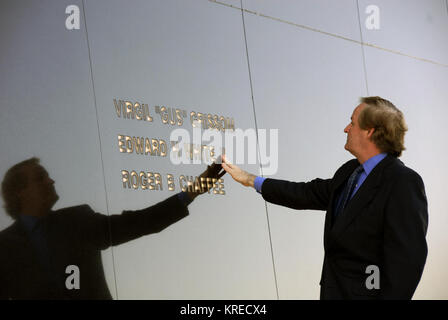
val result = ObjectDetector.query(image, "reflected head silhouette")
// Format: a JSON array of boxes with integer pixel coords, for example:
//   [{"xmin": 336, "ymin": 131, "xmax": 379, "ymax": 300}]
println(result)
[{"xmin": 2, "ymin": 157, "xmax": 59, "ymax": 220}]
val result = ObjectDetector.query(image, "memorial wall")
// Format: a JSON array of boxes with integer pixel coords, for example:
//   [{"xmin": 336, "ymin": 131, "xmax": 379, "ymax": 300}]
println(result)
[{"xmin": 0, "ymin": 0, "xmax": 447, "ymax": 299}]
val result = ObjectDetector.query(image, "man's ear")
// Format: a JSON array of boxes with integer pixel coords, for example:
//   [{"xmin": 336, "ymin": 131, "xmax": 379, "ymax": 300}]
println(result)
[{"xmin": 366, "ymin": 127, "xmax": 375, "ymax": 139}]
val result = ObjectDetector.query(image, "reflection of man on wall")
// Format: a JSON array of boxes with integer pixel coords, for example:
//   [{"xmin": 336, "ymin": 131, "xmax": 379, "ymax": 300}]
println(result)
[
  {"xmin": 0, "ymin": 157, "xmax": 224, "ymax": 299},
  {"xmin": 222, "ymin": 96, "xmax": 428, "ymax": 299}
]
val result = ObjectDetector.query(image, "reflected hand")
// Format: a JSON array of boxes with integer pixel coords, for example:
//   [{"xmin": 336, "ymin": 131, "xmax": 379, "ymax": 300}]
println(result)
[
  {"xmin": 187, "ymin": 157, "xmax": 226, "ymax": 200},
  {"xmin": 221, "ymin": 155, "xmax": 256, "ymax": 188}
]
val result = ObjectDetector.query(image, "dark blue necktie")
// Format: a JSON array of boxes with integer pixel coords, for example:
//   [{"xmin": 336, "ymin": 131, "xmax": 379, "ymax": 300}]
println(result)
[{"xmin": 334, "ymin": 165, "xmax": 364, "ymax": 219}]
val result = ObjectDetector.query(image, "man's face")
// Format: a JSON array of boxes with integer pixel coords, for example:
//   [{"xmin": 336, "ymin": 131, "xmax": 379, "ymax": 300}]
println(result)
[
  {"xmin": 344, "ymin": 104, "xmax": 370, "ymax": 157},
  {"xmin": 20, "ymin": 164, "xmax": 59, "ymax": 215}
]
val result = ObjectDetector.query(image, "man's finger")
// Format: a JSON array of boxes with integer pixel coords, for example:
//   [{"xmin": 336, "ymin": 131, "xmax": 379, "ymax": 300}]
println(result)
[
  {"xmin": 222, "ymin": 154, "xmax": 232, "ymax": 165},
  {"xmin": 222, "ymin": 158, "xmax": 234, "ymax": 170},
  {"xmin": 221, "ymin": 162, "xmax": 232, "ymax": 172}
]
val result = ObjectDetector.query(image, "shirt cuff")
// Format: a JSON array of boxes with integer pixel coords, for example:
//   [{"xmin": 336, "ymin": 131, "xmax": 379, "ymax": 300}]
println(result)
[
  {"xmin": 177, "ymin": 192, "xmax": 193, "ymax": 206},
  {"xmin": 254, "ymin": 176, "xmax": 266, "ymax": 194}
]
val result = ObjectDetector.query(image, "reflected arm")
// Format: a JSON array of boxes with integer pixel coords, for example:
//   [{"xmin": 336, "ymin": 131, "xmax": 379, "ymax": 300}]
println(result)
[{"xmin": 77, "ymin": 194, "xmax": 189, "ymax": 250}]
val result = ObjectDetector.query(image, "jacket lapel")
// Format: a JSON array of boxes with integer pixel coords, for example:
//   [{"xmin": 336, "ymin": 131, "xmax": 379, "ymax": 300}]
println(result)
[
  {"xmin": 324, "ymin": 160, "xmax": 360, "ymax": 242},
  {"xmin": 330, "ymin": 155, "xmax": 395, "ymax": 235}
]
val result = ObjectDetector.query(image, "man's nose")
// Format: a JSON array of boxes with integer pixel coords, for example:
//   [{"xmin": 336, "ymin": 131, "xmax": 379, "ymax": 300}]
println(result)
[{"xmin": 344, "ymin": 124, "xmax": 350, "ymax": 133}]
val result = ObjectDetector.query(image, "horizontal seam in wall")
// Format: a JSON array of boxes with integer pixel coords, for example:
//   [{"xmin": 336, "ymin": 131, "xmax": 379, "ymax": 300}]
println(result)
[{"xmin": 208, "ymin": 0, "xmax": 448, "ymax": 68}]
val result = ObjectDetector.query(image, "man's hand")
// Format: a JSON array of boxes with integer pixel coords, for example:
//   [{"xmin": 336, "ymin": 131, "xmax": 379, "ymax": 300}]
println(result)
[
  {"xmin": 221, "ymin": 155, "xmax": 256, "ymax": 188},
  {"xmin": 187, "ymin": 158, "xmax": 226, "ymax": 201}
]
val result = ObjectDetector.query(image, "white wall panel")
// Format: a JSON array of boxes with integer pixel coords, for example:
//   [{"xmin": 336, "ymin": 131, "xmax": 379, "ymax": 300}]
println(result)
[
  {"xmin": 363, "ymin": 45, "xmax": 448, "ymax": 299},
  {"xmin": 211, "ymin": 0, "xmax": 241, "ymax": 7},
  {"xmin": 243, "ymin": 11, "xmax": 367, "ymax": 299},
  {"xmin": 358, "ymin": 0, "xmax": 448, "ymax": 66},
  {"xmin": 83, "ymin": 0, "xmax": 276, "ymax": 299},
  {"xmin": 0, "ymin": 0, "xmax": 116, "ymax": 297},
  {"xmin": 243, "ymin": 0, "xmax": 362, "ymax": 42}
]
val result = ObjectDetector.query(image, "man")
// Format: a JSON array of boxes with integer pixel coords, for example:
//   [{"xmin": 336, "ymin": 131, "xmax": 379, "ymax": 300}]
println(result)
[
  {"xmin": 0, "ymin": 158, "xmax": 225, "ymax": 299},
  {"xmin": 222, "ymin": 96, "xmax": 428, "ymax": 300}
]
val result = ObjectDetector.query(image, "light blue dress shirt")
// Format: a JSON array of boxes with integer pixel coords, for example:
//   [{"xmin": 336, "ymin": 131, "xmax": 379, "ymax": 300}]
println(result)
[{"xmin": 350, "ymin": 152, "xmax": 387, "ymax": 198}]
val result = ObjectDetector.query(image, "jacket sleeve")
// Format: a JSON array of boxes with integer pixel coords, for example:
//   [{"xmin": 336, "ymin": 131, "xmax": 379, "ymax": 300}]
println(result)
[
  {"xmin": 78, "ymin": 194, "xmax": 189, "ymax": 250},
  {"xmin": 381, "ymin": 171, "xmax": 428, "ymax": 299},
  {"xmin": 261, "ymin": 177, "xmax": 333, "ymax": 211}
]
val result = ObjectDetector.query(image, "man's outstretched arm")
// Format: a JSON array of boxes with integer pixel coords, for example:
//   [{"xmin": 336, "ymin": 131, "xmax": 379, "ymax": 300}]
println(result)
[{"xmin": 221, "ymin": 155, "xmax": 332, "ymax": 211}]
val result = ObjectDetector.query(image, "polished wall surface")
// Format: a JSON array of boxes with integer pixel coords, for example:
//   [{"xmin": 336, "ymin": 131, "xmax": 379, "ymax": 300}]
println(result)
[{"xmin": 0, "ymin": 0, "xmax": 447, "ymax": 299}]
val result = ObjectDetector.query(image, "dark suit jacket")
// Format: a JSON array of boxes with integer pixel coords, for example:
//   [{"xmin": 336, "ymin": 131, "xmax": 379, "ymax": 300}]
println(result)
[
  {"xmin": 0, "ymin": 194, "xmax": 189, "ymax": 300},
  {"xmin": 261, "ymin": 155, "xmax": 428, "ymax": 300}
]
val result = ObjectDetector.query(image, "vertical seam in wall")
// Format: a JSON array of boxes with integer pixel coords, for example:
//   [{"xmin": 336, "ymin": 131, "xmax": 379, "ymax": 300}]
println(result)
[
  {"xmin": 356, "ymin": 0, "xmax": 370, "ymax": 96},
  {"xmin": 240, "ymin": 0, "xmax": 280, "ymax": 300},
  {"xmin": 81, "ymin": 0, "xmax": 120, "ymax": 300}
]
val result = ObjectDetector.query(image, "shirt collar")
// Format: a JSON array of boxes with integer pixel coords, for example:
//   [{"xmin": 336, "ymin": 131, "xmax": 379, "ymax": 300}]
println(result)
[{"xmin": 362, "ymin": 152, "xmax": 387, "ymax": 176}]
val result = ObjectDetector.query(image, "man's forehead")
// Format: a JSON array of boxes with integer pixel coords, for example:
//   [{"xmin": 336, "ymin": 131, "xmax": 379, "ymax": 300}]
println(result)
[{"xmin": 352, "ymin": 103, "xmax": 366, "ymax": 117}]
